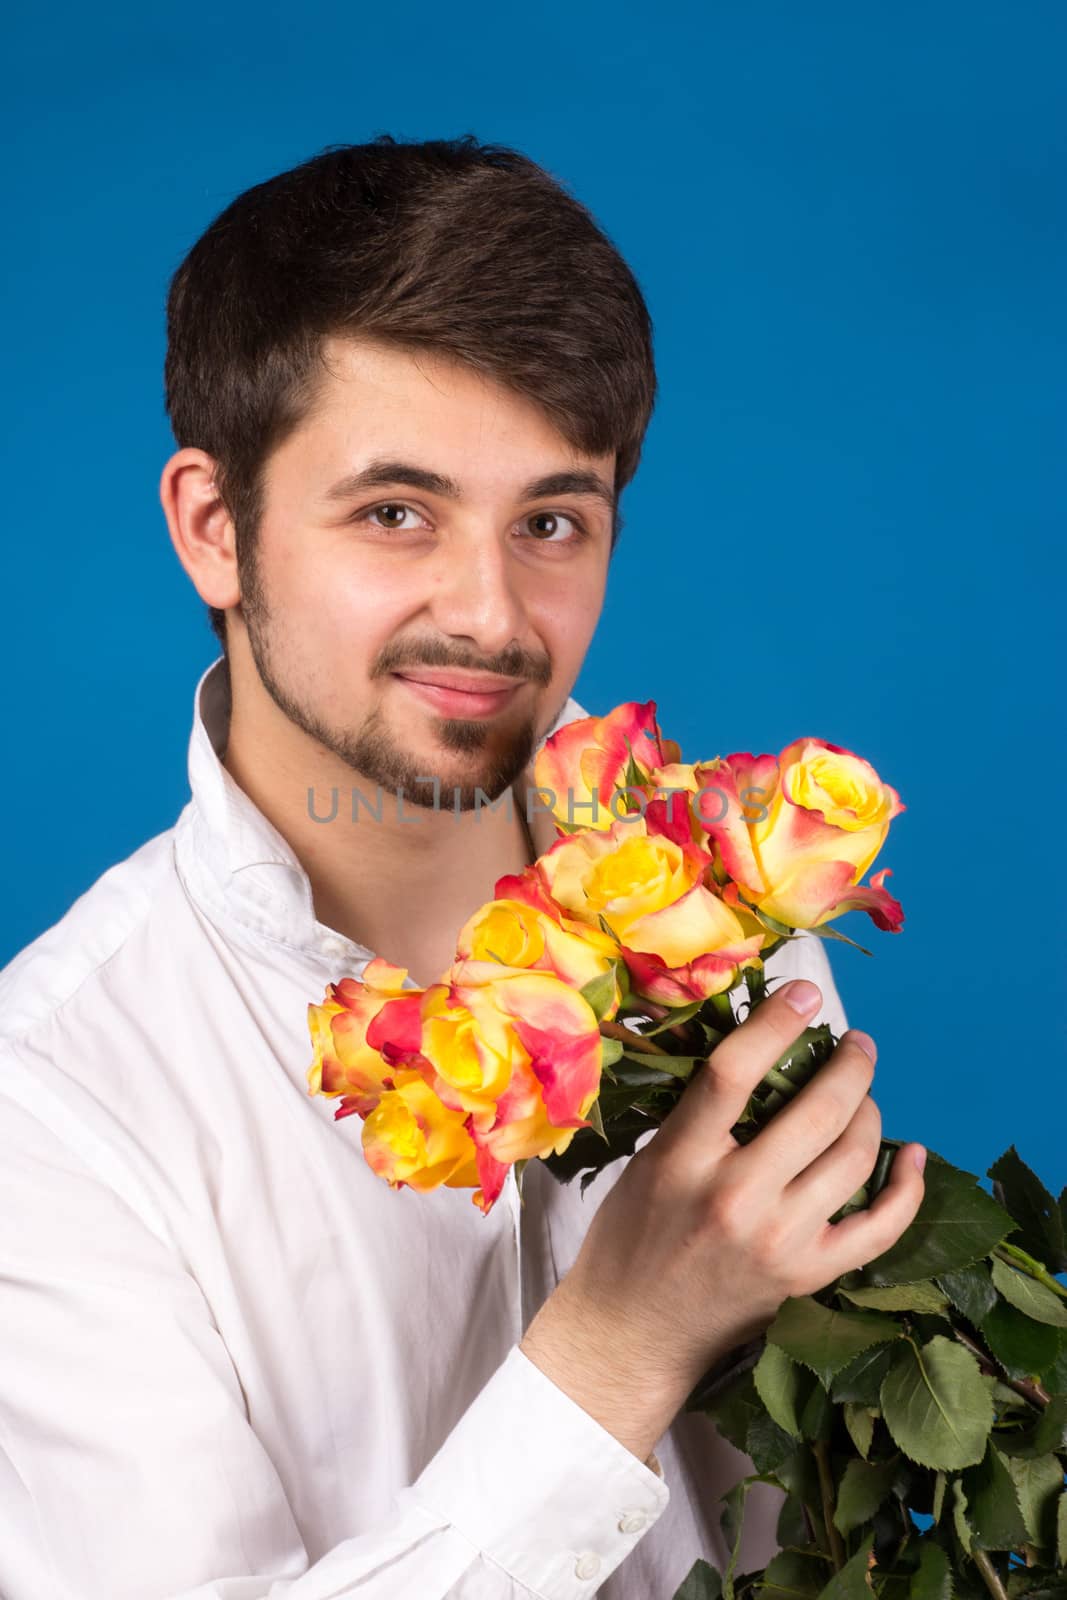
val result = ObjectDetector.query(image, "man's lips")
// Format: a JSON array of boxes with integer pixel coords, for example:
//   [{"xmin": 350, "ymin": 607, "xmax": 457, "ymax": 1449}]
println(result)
[{"xmin": 390, "ymin": 671, "xmax": 525, "ymax": 717}]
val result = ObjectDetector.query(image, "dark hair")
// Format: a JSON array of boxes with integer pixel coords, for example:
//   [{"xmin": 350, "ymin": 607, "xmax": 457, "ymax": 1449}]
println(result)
[{"xmin": 163, "ymin": 134, "xmax": 658, "ymax": 652}]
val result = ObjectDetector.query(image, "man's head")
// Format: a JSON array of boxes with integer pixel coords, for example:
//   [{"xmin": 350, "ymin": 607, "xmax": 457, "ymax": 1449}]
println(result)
[{"xmin": 160, "ymin": 135, "xmax": 657, "ymax": 808}]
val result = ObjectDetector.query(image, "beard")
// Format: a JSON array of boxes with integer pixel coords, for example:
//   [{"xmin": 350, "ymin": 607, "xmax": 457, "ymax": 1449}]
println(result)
[{"xmin": 235, "ymin": 543, "xmax": 552, "ymax": 812}]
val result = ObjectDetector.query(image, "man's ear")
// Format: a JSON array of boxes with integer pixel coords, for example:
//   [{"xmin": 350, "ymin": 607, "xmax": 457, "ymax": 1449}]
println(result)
[{"xmin": 159, "ymin": 448, "xmax": 241, "ymax": 611}]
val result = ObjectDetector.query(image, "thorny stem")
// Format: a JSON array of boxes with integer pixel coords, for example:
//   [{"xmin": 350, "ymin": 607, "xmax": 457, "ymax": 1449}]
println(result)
[
  {"xmin": 994, "ymin": 1240, "xmax": 1067, "ymax": 1300},
  {"xmin": 634, "ymin": 998, "xmax": 707, "ymax": 1051},
  {"xmin": 972, "ymin": 1548, "xmax": 1010, "ymax": 1600},
  {"xmin": 951, "ymin": 1324, "xmax": 1051, "ymax": 1409},
  {"xmin": 799, "ymin": 1501, "xmax": 819, "ymax": 1551},
  {"xmin": 812, "ymin": 1438, "xmax": 846, "ymax": 1572},
  {"xmin": 598, "ymin": 1019, "xmax": 672, "ymax": 1057}
]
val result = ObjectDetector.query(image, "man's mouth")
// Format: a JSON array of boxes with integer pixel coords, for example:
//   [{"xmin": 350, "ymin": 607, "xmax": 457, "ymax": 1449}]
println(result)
[{"xmin": 390, "ymin": 671, "xmax": 525, "ymax": 718}]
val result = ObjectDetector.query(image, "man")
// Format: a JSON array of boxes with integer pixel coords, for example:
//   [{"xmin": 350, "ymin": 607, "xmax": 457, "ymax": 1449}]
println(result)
[{"xmin": 0, "ymin": 135, "xmax": 924, "ymax": 1598}]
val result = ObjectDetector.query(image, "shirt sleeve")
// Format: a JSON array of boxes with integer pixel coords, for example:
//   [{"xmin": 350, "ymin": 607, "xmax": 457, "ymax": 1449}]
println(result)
[{"xmin": 0, "ymin": 1076, "xmax": 667, "ymax": 1600}]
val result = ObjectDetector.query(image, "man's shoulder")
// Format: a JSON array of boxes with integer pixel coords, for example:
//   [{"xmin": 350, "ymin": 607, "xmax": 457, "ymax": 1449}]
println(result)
[{"xmin": 0, "ymin": 823, "xmax": 180, "ymax": 1049}]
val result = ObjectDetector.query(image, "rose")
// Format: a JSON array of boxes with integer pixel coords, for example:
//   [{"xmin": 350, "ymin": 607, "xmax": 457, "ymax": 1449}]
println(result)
[
  {"xmin": 308, "ymin": 946, "xmax": 608, "ymax": 1212},
  {"xmin": 307, "ymin": 956, "xmax": 424, "ymax": 1117},
  {"xmin": 415, "ymin": 959, "xmax": 607, "ymax": 1210},
  {"xmin": 360, "ymin": 1070, "xmax": 482, "ymax": 1200},
  {"xmin": 692, "ymin": 738, "xmax": 905, "ymax": 932},
  {"xmin": 343, "ymin": 957, "xmax": 611, "ymax": 1211},
  {"xmin": 530, "ymin": 814, "xmax": 766, "ymax": 1004},
  {"xmin": 456, "ymin": 895, "xmax": 624, "ymax": 1010},
  {"xmin": 533, "ymin": 700, "xmax": 681, "ymax": 832}
]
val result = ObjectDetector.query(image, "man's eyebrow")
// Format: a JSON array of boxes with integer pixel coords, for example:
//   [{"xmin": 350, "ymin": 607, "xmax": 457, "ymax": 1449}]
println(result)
[{"xmin": 319, "ymin": 458, "xmax": 617, "ymax": 515}]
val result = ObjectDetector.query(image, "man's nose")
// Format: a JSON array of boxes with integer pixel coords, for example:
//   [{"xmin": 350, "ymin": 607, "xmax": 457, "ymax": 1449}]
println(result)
[{"xmin": 425, "ymin": 531, "xmax": 528, "ymax": 660}]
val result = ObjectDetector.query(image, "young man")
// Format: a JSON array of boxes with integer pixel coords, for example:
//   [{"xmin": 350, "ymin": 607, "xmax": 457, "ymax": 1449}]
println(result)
[{"xmin": 0, "ymin": 135, "xmax": 924, "ymax": 1598}]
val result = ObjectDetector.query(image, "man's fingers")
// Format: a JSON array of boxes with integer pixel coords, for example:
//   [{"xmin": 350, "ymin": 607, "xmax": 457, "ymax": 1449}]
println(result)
[
  {"xmin": 811, "ymin": 1143, "xmax": 927, "ymax": 1282},
  {"xmin": 741, "ymin": 1031, "xmax": 878, "ymax": 1185},
  {"xmin": 655, "ymin": 979, "xmax": 824, "ymax": 1169}
]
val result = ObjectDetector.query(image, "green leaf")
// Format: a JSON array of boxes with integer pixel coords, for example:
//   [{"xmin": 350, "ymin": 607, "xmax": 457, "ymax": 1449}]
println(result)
[
  {"xmin": 579, "ymin": 968, "xmax": 619, "ymax": 1022},
  {"xmin": 774, "ymin": 1493, "xmax": 811, "ymax": 1550},
  {"xmin": 579, "ymin": 966, "xmax": 614, "ymax": 1017},
  {"xmin": 951, "ymin": 1476, "xmax": 974, "ymax": 1554},
  {"xmin": 961, "ymin": 1437, "xmax": 1032, "ymax": 1549},
  {"xmin": 773, "ymin": 1439, "xmax": 824, "ymax": 1517},
  {"xmin": 1000, "ymin": 1449, "xmax": 1064, "ymax": 1547},
  {"xmin": 1058, "ymin": 1489, "xmax": 1067, "ymax": 1568},
  {"xmin": 598, "ymin": 1035, "xmax": 624, "ymax": 1071},
  {"xmin": 798, "ymin": 1376, "xmax": 833, "ymax": 1442},
  {"xmin": 987, "ymin": 1146, "xmax": 1067, "ymax": 1274},
  {"xmin": 806, "ymin": 922, "xmax": 874, "ymax": 957},
  {"xmin": 540, "ymin": 1109, "xmax": 654, "ymax": 1187},
  {"xmin": 672, "ymin": 1558, "xmax": 723, "ymax": 1600},
  {"xmin": 585, "ymin": 1096, "xmax": 608, "ymax": 1143},
  {"xmin": 980, "ymin": 1299, "xmax": 1062, "ymax": 1380},
  {"xmin": 1004, "ymin": 1576, "xmax": 1067, "ymax": 1600},
  {"xmin": 862, "ymin": 1152, "xmax": 1015, "ymax": 1285},
  {"xmin": 831, "ymin": 1342, "xmax": 896, "ymax": 1405},
  {"xmin": 620, "ymin": 1049, "xmax": 704, "ymax": 1079},
  {"xmin": 696, "ymin": 1368, "xmax": 764, "ymax": 1451},
  {"xmin": 995, "ymin": 1393, "xmax": 1067, "ymax": 1459},
  {"xmin": 607, "ymin": 1057, "xmax": 679, "ymax": 1088},
  {"xmin": 631, "ymin": 999, "xmax": 706, "ymax": 1036},
  {"xmin": 833, "ymin": 1457, "xmax": 899, "ymax": 1534},
  {"xmin": 812, "ymin": 1531, "xmax": 876, "ymax": 1600},
  {"xmin": 908, "ymin": 1535, "xmax": 952, "ymax": 1600},
  {"xmin": 1040, "ymin": 1327, "xmax": 1067, "ymax": 1394},
  {"xmin": 744, "ymin": 1410, "xmax": 797, "ymax": 1474},
  {"xmin": 990, "ymin": 1256, "xmax": 1067, "ymax": 1328},
  {"xmin": 752, "ymin": 1340, "xmax": 805, "ymax": 1439},
  {"xmin": 879, "ymin": 1335, "xmax": 994, "ymax": 1469},
  {"xmin": 842, "ymin": 1401, "xmax": 877, "ymax": 1459},
  {"xmin": 766, "ymin": 1024, "xmax": 837, "ymax": 1092},
  {"xmin": 766, "ymin": 1295, "xmax": 901, "ymax": 1391},
  {"xmin": 753, "ymin": 909, "xmax": 797, "ymax": 940},
  {"xmin": 758, "ymin": 1548, "xmax": 830, "ymax": 1600},
  {"xmin": 937, "ymin": 1262, "xmax": 999, "ymax": 1326},
  {"xmin": 838, "ymin": 1281, "xmax": 951, "ymax": 1316}
]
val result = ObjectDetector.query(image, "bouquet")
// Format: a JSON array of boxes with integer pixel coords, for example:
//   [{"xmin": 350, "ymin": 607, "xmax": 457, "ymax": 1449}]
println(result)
[{"xmin": 306, "ymin": 702, "xmax": 1067, "ymax": 1600}]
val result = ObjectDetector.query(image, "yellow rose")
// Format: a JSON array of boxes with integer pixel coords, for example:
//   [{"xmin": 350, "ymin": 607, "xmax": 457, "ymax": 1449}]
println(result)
[
  {"xmin": 535, "ymin": 817, "xmax": 764, "ymax": 1003},
  {"xmin": 694, "ymin": 739, "xmax": 905, "ymax": 931},
  {"xmin": 361, "ymin": 1070, "xmax": 481, "ymax": 1196}
]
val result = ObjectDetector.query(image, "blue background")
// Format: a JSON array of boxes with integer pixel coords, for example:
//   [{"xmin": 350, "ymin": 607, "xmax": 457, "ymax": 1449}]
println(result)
[{"xmin": 3, "ymin": 4, "xmax": 1064, "ymax": 1197}]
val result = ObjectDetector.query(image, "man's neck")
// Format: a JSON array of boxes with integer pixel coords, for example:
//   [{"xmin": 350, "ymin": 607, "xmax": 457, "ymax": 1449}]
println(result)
[{"xmin": 221, "ymin": 685, "xmax": 549, "ymax": 989}]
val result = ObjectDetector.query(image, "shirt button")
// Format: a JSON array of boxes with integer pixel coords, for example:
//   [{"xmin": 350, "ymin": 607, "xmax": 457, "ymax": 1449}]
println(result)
[
  {"xmin": 574, "ymin": 1551, "xmax": 602, "ymax": 1581},
  {"xmin": 618, "ymin": 1510, "xmax": 648, "ymax": 1534}
]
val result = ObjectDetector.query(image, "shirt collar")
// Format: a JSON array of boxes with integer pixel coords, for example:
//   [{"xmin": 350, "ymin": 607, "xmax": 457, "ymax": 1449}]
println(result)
[{"xmin": 173, "ymin": 655, "xmax": 589, "ymax": 963}]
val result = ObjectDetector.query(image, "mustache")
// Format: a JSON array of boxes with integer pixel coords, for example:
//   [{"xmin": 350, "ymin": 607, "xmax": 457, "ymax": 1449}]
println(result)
[{"xmin": 373, "ymin": 642, "xmax": 552, "ymax": 686}]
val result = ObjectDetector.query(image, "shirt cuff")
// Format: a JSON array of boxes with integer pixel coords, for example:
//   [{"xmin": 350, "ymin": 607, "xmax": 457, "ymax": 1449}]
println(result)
[{"xmin": 406, "ymin": 1343, "xmax": 670, "ymax": 1598}]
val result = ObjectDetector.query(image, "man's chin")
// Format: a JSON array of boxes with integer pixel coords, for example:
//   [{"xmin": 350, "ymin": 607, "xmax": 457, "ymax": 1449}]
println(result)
[{"xmin": 348, "ymin": 727, "xmax": 528, "ymax": 807}]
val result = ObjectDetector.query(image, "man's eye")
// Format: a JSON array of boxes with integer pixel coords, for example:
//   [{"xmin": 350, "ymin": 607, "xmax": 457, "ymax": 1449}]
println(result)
[
  {"xmin": 524, "ymin": 510, "xmax": 585, "ymax": 544},
  {"xmin": 352, "ymin": 503, "xmax": 586, "ymax": 542},
  {"xmin": 361, "ymin": 503, "xmax": 421, "ymax": 531}
]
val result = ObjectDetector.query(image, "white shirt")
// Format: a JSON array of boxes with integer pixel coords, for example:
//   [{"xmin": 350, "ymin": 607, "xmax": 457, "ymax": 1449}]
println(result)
[{"xmin": 0, "ymin": 656, "xmax": 848, "ymax": 1600}]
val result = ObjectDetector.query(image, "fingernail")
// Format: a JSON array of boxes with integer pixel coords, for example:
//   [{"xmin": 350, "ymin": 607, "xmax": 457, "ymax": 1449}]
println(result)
[
  {"xmin": 781, "ymin": 980, "xmax": 820, "ymax": 1014},
  {"xmin": 847, "ymin": 1030, "xmax": 877, "ymax": 1062},
  {"xmin": 913, "ymin": 1146, "xmax": 927, "ymax": 1173}
]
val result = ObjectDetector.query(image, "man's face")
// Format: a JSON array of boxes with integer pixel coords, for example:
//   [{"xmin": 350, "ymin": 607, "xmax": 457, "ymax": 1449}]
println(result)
[{"xmin": 231, "ymin": 335, "xmax": 614, "ymax": 810}]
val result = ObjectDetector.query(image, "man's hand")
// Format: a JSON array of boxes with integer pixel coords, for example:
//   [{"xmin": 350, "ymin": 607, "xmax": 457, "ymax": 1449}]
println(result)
[{"xmin": 519, "ymin": 978, "xmax": 926, "ymax": 1462}]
